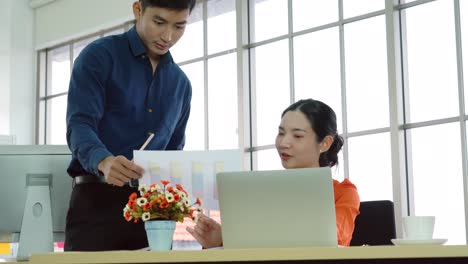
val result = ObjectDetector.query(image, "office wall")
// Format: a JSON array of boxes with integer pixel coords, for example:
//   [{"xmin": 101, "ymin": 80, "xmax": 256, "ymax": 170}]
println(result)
[
  {"xmin": 35, "ymin": 0, "xmax": 135, "ymax": 49},
  {"xmin": 0, "ymin": 0, "xmax": 35, "ymax": 144},
  {"xmin": 0, "ymin": 0, "xmax": 12, "ymax": 135}
]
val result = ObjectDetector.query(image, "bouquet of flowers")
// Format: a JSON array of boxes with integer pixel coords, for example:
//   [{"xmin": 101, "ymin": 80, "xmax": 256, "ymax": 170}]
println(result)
[{"xmin": 123, "ymin": 180, "xmax": 202, "ymax": 223}]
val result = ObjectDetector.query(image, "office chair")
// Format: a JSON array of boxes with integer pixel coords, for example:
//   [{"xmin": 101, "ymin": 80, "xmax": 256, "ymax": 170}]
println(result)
[{"xmin": 350, "ymin": 200, "xmax": 397, "ymax": 246}]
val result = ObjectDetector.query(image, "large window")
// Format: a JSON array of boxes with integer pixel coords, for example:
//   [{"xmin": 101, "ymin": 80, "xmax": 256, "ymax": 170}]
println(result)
[
  {"xmin": 42, "ymin": 45, "xmax": 70, "ymax": 145},
  {"xmin": 252, "ymin": 39, "xmax": 291, "ymax": 147},
  {"xmin": 293, "ymin": 28, "xmax": 342, "ymax": 132},
  {"xmin": 463, "ymin": 0, "xmax": 468, "ymax": 114},
  {"xmin": 37, "ymin": 25, "xmax": 129, "ymax": 144},
  {"xmin": 399, "ymin": 0, "xmax": 466, "ymax": 245},
  {"xmin": 404, "ymin": 0, "xmax": 459, "ymax": 123},
  {"xmin": 410, "ymin": 123, "xmax": 465, "ymax": 244},
  {"xmin": 344, "ymin": 15, "xmax": 389, "ymax": 132},
  {"xmin": 37, "ymin": 0, "xmax": 468, "ymax": 245}
]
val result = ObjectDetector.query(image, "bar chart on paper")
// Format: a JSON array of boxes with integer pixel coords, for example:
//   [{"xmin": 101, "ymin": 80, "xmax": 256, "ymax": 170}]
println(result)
[{"xmin": 134, "ymin": 149, "xmax": 242, "ymax": 210}]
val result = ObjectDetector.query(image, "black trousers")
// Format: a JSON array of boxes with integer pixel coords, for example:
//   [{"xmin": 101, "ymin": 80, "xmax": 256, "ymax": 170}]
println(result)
[{"xmin": 64, "ymin": 182, "xmax": 148, "ymax": 251}]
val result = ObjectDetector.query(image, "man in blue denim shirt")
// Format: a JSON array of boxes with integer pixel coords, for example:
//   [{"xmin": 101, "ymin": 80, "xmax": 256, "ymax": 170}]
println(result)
[{"xmin": 64, "ymin": 0, "xmax": 195, "ymax": 251}]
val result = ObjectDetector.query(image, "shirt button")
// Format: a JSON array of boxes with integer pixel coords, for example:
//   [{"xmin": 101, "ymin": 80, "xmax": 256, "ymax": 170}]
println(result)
[
  {"xmin": 148, "ymin": 108, "xmax": 153, "ymax": 113},
  {"xmin": 141, "ymin": 55, "xmax": 145, "ymax": 59}
]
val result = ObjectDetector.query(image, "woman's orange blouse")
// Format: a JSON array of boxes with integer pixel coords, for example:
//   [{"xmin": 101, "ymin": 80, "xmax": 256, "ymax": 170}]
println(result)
[{"xmin": 333, "ymin": 179, "xmax": 360, "ymax": 246}]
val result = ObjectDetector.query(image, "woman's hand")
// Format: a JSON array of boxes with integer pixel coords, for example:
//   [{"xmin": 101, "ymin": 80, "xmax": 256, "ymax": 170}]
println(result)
[{"xmin": 186, "ymin": 213, "xmax": 223, "ymax": 249}]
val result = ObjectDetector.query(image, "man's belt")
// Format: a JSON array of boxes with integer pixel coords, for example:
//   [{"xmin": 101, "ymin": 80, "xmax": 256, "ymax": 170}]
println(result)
[
  {"xmin": 74, "ymin": 175, "xmax": 106, "ymax": 185},
  {"xmin": 73, "ymin": 175, "xmax": 137, "ymax": 188}
]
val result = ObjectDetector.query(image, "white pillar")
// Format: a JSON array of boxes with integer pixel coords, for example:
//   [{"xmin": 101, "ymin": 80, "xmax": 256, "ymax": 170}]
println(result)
[
  {"xmin": 0, "ymin": 0, "xmax": 35, "ymax": 144},
  {"xmin": 9, "ymin": 0, "xmax": 35, "ymax": 144},
  {"xmin": 0, "ymin": 0, "xmax": 12, "ymax": 135}
]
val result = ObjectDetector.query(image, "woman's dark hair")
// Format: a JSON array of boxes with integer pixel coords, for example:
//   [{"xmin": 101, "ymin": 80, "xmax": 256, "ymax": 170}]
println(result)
[
  {"xmin": 140, "ymin": 0, "xmax": 196, "ymax": 13},
  {"xmin": 281, "ymin": 98, "xmax": 344, "ymax": 168}
]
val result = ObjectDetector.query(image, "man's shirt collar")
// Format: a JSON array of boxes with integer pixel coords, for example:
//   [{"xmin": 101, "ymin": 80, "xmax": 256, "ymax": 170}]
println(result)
[{"xmin": 127, "ymin": 26, "xmax": 174, "ymax": 66}]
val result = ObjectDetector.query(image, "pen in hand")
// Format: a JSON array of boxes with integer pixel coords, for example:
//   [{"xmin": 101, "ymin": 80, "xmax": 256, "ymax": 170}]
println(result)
[
  {"xmin": 139, "ymin": 133, "xmax": 155, "ymax": 151},
  {"xmin": 129, "ymin": 133, "xmax": 155, "ymax": 187}
]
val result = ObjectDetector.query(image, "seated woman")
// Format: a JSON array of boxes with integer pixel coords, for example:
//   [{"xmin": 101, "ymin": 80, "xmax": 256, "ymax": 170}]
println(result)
[{"xmin": 187, "ymin": 98, "xmax": 360, "ymax": 247}]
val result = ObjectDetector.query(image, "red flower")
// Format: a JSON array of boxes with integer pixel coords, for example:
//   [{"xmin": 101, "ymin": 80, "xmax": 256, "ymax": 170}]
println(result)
[
  {"xmin": 159, "ymin": 200, "xmax": 169, "ymax": 208},
  {"xmin": 143, "ymin": 192, "xmax": 151, "ymax": 198},
  {"xmin": 124, "ymin": 211, "xmax": 132, "ymax": 222},
  {"xmin": 128, "ymin": 200, "xmax": 135, "ymax": 207},
  {"xmin": 167, "ymin": 186, "xmax": 174, "ymax": 193},
  {"xmin": 143, "ymin": 202, "xmax": 151, "ymax": 210},
  {"xmin": 129, "ymin": 192, "xmax": 137, "ymax": 200},
  {"xmin": 196, "ymin": 198, "xmax": 202, "ymax": 206},
  {"xmin": 189, "ymin": 208, "xmax": 196, "ymax": 218},
  {"xmin": 175, "ymin": 184, "xmax": 184, "ymax": 191},
  {"xmin": 173, "ymin": 193, "xmax": 180, "ymax": 202},
  {"xmin": 161, "ymin": 180, "xmax": 170, "ymax": 186}
]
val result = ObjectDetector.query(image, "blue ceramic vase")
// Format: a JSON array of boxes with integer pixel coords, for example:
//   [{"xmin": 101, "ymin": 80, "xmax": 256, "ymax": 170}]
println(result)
[{"xmin": 144, "ymin": 220, "xmax": 176, "ymax": 251}]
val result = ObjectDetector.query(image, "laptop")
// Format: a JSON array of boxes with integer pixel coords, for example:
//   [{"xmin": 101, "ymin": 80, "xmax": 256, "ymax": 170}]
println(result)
[{"xmin": 217, "ymin": 167, "xmax": 337, "ymax": 249}]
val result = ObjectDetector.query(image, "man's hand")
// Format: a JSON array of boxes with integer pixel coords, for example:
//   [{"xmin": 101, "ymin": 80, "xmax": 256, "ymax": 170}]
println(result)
[
  {"xmin": 98, "ymin": 155, "xmax": 144, "ymax": 186},
  {"xmin": 186, "ymin": 213, "xmax": 223, "ymax": 248}
]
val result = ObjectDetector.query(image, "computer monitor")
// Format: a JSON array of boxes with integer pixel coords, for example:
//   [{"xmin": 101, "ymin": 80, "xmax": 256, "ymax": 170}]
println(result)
[{"xmin": 0, "ymin": 145, "xmax": 72, "ymax": 260}]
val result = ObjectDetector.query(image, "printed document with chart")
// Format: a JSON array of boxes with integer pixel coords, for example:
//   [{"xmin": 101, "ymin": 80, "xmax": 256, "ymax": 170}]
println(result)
[{"xmin": 134, "ymin": 149, "xmax": 242, "ymax": 210}]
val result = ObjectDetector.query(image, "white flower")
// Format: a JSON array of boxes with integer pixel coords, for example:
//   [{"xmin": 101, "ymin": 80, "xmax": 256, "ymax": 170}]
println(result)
[
  {"xmin": 139, "ymin": 184, "xmax": 148, "ymax": 196},
  {"xmin": 165, "ymin": 192, "xmax": 174, "ymax": 202},
  {"xmin": 150, "ymin": 185, "xmax": 159, "ymax": 192},
  {"xmin": 193, "ymin": 212, "xmax": 200, "ymax": 223},
  {"xmin": 183, "ymin": 198, "xmax": 190, "ymax": 206},
  {"xmin": 177, "ymin": 202, "xmax": 184, "ymax": 212},
  {"xmin": 178, "ymin": 191, "xmax": 187, "ymax": 199},
  {"xmin": 123, "ymin": 204, "xmax": 130, "ymax": 212},
  {"xmin": 142, "ymin": 212, "xmax": 151, "ymax": 221},
  {"xmin": 136, "ymin": 197, "xmax": 147, "ymax": 206}
]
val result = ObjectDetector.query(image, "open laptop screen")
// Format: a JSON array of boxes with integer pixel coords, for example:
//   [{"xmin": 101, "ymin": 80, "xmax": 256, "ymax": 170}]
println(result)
[{"xmin": 217, "ymin": 167, "xmax": 337, "ymax": 249}]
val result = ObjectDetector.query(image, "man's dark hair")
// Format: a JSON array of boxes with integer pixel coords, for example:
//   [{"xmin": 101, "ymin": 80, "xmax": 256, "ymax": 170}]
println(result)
[{"xmin": 140, "ymin": 0, "xmax": 196, "ymax": 13}]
